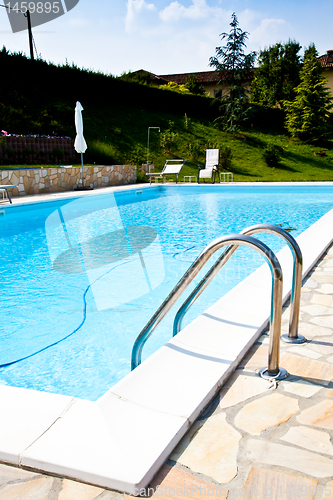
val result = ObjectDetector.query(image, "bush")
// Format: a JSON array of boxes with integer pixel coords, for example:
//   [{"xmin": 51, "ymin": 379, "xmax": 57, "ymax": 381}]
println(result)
[
  {"xmin": 263, "ymin": 144, "xmax": 283, "ymax": 166},
  {"xmin": 136, "ymin": 169, "xmax": 149, "ymax": 183},
  {"xmin": 160, "ymin": 129, "xmax": 178, "ymax": 154},
  {"xmin": 128, "ymin": 144, "xmax": 146, "ymax": 166},
  {"xmin": 219, "ymin": 146, "xmax": 233, "ymax": 170}
]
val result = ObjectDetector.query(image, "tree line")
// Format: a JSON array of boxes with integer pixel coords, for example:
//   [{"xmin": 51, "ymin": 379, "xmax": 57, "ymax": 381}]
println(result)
[{"xmin": 209, "ymin": 13, "xmax": 333, "ymax": 142}]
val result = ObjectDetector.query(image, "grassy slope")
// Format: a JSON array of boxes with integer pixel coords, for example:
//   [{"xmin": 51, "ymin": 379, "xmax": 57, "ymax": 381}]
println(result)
[
  {"xmin": 1, "ymin": 52, "xmax": 333, "ymax": 181},
  {"xmin": 92, "ymin": 108, "xmax": 333, "ymax": 182},
  {"xmin": 6, "ymin": 124, "xmax": 333, "ymax": 181},
  {"xmin": 58, "ymin": 106, "xmax": 333, "ymax": 182}
]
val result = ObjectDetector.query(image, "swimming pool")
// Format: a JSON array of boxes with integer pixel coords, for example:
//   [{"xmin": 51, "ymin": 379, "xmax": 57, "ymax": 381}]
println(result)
[{"xmin": 1, "ymin": 184, "xmax": 333, "ymax": 400}]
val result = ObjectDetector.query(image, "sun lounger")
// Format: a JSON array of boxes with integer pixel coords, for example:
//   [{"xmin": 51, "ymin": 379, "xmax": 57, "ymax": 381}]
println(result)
[
  {"xmin": 198, "ymin": 149, "xmax": 219, "ymax": 183},
  {"xmin": 0, "ymin": 185, "xmax": 17, "ymax": 204},
  {"xmin": 146, "ymin": 159, "xmax": 185, "ymax": 184}
]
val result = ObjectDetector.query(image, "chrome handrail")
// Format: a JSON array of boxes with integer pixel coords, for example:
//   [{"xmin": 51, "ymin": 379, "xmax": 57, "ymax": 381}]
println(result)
[
  {"xmin": 241, "ymin": 224, "xmax": 304, "ymax": 344},
  {"xmin": 173, "ymin": 224, "xmax": 305, "ymax": 344},
  {"xmin": 131, "ymin": 234, "xmax": 287, "ymax": 380}
]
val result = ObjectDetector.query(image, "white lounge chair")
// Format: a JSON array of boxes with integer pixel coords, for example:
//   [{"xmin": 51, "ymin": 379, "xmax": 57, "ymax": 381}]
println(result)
[
  {"xmin": 0, "ymin": 185, "xmax": 17, "ymax": 204},
  {"xmin": 146, "ymin": 159, "xmax": 185, "ymax": 184},
  {"xmin": 198, "ymin": 149, "xmax": 219, "ymax": 184}
]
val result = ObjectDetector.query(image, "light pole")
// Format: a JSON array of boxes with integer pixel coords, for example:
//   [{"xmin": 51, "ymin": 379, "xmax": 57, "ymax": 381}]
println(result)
[{"xmin": 147, "ymin": 127, "xmax": 160, "ymax": 172}]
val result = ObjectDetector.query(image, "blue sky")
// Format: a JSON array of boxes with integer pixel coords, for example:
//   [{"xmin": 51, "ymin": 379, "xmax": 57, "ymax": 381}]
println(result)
[{"xmin": 0, "ymin": 0, "xmax": 332, "ymax": 76}]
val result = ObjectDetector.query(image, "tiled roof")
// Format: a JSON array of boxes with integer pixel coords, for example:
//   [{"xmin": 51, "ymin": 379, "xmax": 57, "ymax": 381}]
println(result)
[
  {"xmin": 135, "ymin": 52, "xmax": 333, "ymax": 87},
  {"xmin": 318, "ymin": 50, "xmax": 333, "ymax": 68},
  {"xmin": 157, "ymin": 71, "xmax": 219, "ymax": 84},
  {"xmin": 130, "ymin": 69, "xmax": 169, "ymax": 83}
]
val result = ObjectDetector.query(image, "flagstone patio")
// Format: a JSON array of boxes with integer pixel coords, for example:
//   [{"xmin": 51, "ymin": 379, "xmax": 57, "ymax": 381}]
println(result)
[{"xmin": 1, "ymin": 227, "xmax": 333, "ymax": 499}]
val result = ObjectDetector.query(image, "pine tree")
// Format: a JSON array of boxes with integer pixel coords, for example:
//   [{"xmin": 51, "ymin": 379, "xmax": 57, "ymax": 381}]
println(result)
[
  {"xmin": 284, "ymin": 44, "xmax": 333, "ymax": 141},
  {"xmin": 209, "ymin": 13, "xmax": 256, "ymax": 132}
]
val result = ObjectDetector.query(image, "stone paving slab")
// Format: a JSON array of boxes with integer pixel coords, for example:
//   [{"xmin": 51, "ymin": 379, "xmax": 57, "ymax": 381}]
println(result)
[
  {"xmin": 235, "ymin": 467, "xmax": 319, "ymax": 500},
  {"xmin": 1, "ymin": 244, "xmax": 333, "ymax": 498}
]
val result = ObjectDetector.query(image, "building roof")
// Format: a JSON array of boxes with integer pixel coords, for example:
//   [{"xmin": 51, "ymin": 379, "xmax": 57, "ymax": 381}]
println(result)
[
  {"xmin": 133, "ymin": 52, "xmax": 333, "ymax": 88},
  {"xmin": 129, "ymin": 69, "xmax": 169, "ymax": 83},
  {"xmin": 318, "ymin": 50, "xmax": 333, "ymax": 68},
  {"xmin": 157, "ymin": 71, "xmax": 219, "ymax": 84}
]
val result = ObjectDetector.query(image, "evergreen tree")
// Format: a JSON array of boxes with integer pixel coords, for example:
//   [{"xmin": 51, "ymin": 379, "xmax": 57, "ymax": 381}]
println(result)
[
  {"xmin": 209, "ymin": 12, "xmax": 256, "ymax": 132},
  {"xmin": 251, "ymin": 40, "xmax": 302, "ymax": 107},
  {"xmin": 184, "ymin": 75, "xmax": 206, "ymax": 96},
  {"xmin": 284, "ymin": 44, "xmax": 333, "ymax": 141}
]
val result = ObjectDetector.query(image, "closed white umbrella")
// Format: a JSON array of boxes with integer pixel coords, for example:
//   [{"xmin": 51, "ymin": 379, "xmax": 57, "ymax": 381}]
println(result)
[{"xmin": 74, "ymin": 101, "xmax": 87, "ymax": 187}]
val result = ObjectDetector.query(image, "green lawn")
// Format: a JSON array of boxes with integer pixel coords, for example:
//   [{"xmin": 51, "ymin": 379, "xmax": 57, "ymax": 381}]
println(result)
[{"xmin": 2, "ymin": 109, "xmax": 333, "ymax": 182}]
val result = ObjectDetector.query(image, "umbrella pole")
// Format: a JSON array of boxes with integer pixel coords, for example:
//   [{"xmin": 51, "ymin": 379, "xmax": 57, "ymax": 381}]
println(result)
[{"xmin": 81, "ymin": 152, "xmax": 84, "ymax": 186}]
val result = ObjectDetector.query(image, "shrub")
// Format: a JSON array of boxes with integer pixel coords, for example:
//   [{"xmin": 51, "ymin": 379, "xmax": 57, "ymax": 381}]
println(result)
[
  {"xmin": 183, "ymin": 113, "xmax": 191, "ymax": 130},
  {"xmin": 263, "ymin": 144, "xmax": 283, "ymax": 166},
  {"xmin": 160, "ymin": 129, "xmax": 178, "ymax": 154},
  {"xmin": 160, "ymin": 81, "xmax": 192, "ymax": 95},
  {"xmin": 186, "ymin": 141, "xmax": 203, "ymax": 161},
  {"xmin": 128, "ymin": 144, "xmax": 146, "ymax": 167},
  {"xmin": 184, "ymin": 75, "xmax": 206, "ymax": 96},
  {"xmin": 219, "ymin": 146, "xmax": 233, "ymax": 170},
  {"xmin": 136, "ymin": 169, "xmax": 149, "ymax": 183}
]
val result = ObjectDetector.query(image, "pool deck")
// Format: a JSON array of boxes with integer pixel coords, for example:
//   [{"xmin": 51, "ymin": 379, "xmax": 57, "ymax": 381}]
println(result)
[{"xmin": 1, "ymin": 184, "xmax": 333, "ymax": 499}]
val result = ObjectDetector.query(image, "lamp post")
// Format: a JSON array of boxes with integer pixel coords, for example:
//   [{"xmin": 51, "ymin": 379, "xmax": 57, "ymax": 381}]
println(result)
[{"xmin": 147, "ymin": 127, "xmax": 160, "ymax": 172}]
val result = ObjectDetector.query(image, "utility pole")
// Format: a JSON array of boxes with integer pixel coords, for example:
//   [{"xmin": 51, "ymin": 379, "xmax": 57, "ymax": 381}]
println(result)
[
  {"xmin": 26, "ymin": 10, "xmax": 34, "ymax": 60},
  {"xmin": 0, "ymin": 4, "xmax": 35, "ymax": 59}
]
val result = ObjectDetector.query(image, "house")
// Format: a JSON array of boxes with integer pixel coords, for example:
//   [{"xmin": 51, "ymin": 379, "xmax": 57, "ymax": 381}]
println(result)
[
  {"xmin": 132, "ymin": 51, "xmax": 333, "ymax": 99},
  {"xmin": 317, "ymin": 50, "xmax": 333, "ymax": 96},
  {"xmin": 157, "ymin": 71, "xmax": 221, "ymax": 97},
  {"xmin": 127, "ymin": 69, "xmax": 221, "ymax": 97}
]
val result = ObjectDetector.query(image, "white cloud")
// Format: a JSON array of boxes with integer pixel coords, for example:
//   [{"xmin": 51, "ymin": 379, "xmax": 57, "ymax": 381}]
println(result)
[
  {"xmin": 250, "ymin": 18, "xmax": 291, "ymax": 48},
  {"xmin": 125, "ymin": 0, "xmax": 156, "ymax": 33},
  {"xmin": 159, "ymin": 0, "xmax": 210, "ymax": 22}
]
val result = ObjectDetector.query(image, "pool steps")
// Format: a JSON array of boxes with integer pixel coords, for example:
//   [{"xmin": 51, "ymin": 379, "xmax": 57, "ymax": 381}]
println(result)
[{"xmin": 0, "ymin": 204, "xmax": 333, "ymax": 495}]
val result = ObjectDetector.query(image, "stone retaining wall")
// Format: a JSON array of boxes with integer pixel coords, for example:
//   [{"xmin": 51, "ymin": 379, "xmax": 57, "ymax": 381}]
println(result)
[{"xmin": 0, "ymin": 165, "xmax": 137, "ymax": 197}]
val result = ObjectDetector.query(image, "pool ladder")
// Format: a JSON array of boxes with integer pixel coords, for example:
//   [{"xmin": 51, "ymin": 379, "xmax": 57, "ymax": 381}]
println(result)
[{"xmin": 131, "ymin": 224, "xmax": 306, "ymax": 380}]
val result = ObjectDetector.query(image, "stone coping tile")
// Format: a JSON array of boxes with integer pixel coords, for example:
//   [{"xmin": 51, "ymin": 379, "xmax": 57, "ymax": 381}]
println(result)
[
  {"xmin": 0, "ymin": 384, "xmax": 74, "ymax": 465},
  {"xmin": 20, "ymin": 396, "xmax": 188, "ymax": 495}
]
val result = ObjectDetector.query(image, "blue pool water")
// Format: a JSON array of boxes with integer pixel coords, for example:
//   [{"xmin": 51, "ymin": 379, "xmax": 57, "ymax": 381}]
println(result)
[{"xmin": 0, "ymin": 184, "xmax": 333, "ymax": 400}]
